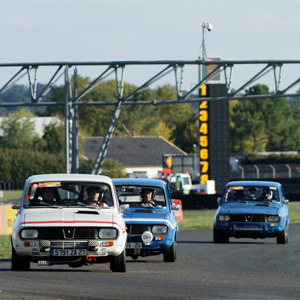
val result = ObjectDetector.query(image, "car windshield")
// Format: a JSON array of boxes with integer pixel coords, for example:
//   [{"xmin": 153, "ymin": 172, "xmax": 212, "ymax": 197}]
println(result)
[
  {"xmin": 115, "ymin": 185, "xmax": 167, "ymax": 208},
  {"xmin": 23, "ymin": 181, "xmax": 114, "ymax": 208},
  {"xmin": 224, "ymin": 185, "xmax": 279, "ymax": 202}
]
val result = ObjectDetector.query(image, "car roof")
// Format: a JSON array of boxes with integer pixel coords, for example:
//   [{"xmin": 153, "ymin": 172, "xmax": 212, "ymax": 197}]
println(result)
[
  {"xmin": 113, "ymin": 178, "xmax": 167, "ymax": 188},
  {"xmin": 225, "ymin": 180, "xmax": 282, "ymax": 189},
  {"xmin": 25, "ymin": 174, "xmax": 113, "ymax": 185}
]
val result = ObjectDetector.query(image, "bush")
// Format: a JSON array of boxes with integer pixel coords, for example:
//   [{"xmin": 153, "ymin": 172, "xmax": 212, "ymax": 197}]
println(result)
[{"xmin": 0, "ymin": 149, "xmax": 65, "ymax": 182}]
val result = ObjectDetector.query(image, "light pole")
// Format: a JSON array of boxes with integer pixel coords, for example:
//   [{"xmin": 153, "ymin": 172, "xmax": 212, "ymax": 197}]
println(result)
[
  {"xmin": 199, "ymin": 21, "xmax": 213, "ymax": 82},
  {"xmin": 201, "ymin": 21, "xmax": 213, "ymax": 61}
]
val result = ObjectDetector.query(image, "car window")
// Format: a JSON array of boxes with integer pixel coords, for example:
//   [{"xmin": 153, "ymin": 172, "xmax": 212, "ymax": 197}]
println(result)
[
  {"xmin": 224, "ymin": 186, "xmax": 279, "ymax": 202},
  {"xmin": 115, "ymin": 185, "xmax": 167, "ymax": 208},
  {"xmin": 24, "ymin": 181, "xmax": 114, "ymax": 207}
]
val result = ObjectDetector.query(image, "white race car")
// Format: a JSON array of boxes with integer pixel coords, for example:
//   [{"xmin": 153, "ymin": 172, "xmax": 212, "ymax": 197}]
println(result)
[{"xmin": 11, "ymin": 174, "xmax": 128, "ymax": 272}]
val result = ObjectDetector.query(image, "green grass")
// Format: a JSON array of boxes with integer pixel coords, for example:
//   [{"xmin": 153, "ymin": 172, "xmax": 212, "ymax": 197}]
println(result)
[
  {"xmin": 0, "ymin": 235, "xmax": 11, "ymax": 259},
  {"xmin": 1, "ymin": 202, "xmax": 300, "ymax": 259},
  {"xmin": 0, "ymin": 190, "xmax": 23, "ymax": 202}
]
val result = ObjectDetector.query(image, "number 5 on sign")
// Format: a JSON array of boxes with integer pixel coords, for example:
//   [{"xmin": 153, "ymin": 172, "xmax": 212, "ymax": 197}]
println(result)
[{"xmin": 199, "ymin": 136, "xmax": 208, "ymax": 147}]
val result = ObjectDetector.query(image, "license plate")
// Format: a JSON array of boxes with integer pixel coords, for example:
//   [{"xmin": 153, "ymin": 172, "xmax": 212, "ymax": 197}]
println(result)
[
  {"xmin": 51, "ymin": 249, "xmax": 87, "ymax": 256},
  {"xmin": 126, "ymin": 242, "xmax": 142, "ymax": 249}
]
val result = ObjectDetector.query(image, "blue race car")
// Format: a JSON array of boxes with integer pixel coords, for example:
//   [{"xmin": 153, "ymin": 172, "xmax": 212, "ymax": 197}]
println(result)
[
  {"xmin": 113, "ymin": 178, "xmax": 179, "ymax": 262},
  {"xmin": 214, "ymin": 181, "xmax": 289, "ymax": 244}
]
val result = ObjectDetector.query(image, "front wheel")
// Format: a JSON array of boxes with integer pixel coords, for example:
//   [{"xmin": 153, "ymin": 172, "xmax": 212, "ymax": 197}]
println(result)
[
  {"xmin": 277, "ymin": 226, "xmax": 288, "ymax": 244},
  {"xmin": 213, "ymin": 226, "xmax": 229, "ymax": 243},
  {"xmin": 110, "ymin": 249, "xmax": 126, "ymax": 272},
  {"xmin": 11, "ymin": 247, "xmax": 30, "ymax": 271},
  {"xmin": 163, "ymin": 241, "xmax": 176, "ymax": 262}
]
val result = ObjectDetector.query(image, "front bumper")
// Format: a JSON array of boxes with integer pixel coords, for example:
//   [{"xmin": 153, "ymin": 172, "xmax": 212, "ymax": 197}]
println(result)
[
  {"xmin": 13, "ymin": 237, "xmax": 125, "ymax": 262},
  {"xmin": 215, "ymin": 221, "xmax": 284, "ymax": 238}
]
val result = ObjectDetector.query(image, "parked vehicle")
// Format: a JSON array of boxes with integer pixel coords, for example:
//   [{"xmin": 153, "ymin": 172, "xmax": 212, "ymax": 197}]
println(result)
[
  {"xmin": 214, "ymin": 181, "xmax": 289, "ymax": 244},
  {"xmin": 113, "ymin": 178, "xmax": 179, "ymax": 262},
  {"xmin": 166, "ymin": 173, "xmax": 215, "ymax": 195},
  {"xmin": 11, "ymin": 174, "xmax": 128, "ymax": 271}
]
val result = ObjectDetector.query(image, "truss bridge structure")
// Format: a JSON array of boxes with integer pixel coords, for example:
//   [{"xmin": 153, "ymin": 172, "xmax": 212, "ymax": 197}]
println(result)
[{"xmin": 0, "ymin": 59, "xmax": 300, "ymax": 174}]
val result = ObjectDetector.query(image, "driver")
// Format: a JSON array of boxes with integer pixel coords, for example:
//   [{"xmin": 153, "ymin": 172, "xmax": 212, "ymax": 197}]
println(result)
[
  {"xmin": 141, "ymin": 188, "xmax": 157, "ymax": 207},
  {"xmin": 260, "ymin": 187, "xmax": 273, "ymax": 200},
  {"xmin": 85, "ymin": 186, "xmax": 106, "ymax": 206},
  {"xmin": 234, "ymin": 189, "xmax": 244, "ymax": 200},
  {"xmin": 39, "ymin": 187, "xmax": 60, "ymax": 205}
]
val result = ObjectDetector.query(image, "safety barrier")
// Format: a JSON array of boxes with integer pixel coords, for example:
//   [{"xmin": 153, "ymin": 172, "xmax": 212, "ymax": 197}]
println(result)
[
  {"xmin": 172, "ymin": 199, "xmax": 183, "ymax": 222},
  {"xmin": 0, "ymin": 204, "xmax": 17, "ymax": 235}
]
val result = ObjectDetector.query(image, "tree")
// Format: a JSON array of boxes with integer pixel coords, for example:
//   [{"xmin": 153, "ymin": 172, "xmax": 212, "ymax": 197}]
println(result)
[
  {"xmin": 0, "ymin": 109, "xmax": 39, "ymax": 149},
  {"xmin": 230, "ymin": 84, "xmax": 300, "ymax": 153},
  {"xmin": 230, "ymin": 98, "xmax": 266, "ymax": 153},
  {"xmin": 0, "ymin": 149, "xmax": 65, "ymax": 182},
  {"xmin": 79, "ymin": 158, "xmax": 126, "ymax": 177},
  {"xmin": 100, "ymin": 159, "xmax": 127, "ymax": 178},
  {"xmin": 35, "ymin": 122, "xmax": 65, "ymax": 154}
]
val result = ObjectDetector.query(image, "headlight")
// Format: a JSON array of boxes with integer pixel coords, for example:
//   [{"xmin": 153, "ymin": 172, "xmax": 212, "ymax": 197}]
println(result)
[
  {"xmin": 218, "ymin": 214, "xmax": 230, "ymax": 222},
  {"xmin": 267, "ymin": 215, "xmax": 280, "ymax": 222},
  {"xmin": 99, "ymin": 228, "xmax": 117, "ymax": 239},
  {"xmin": 152, "ymin": 225, "xmax": 168, "ymax": 234},
  {"xmin": 21, "ymin": 229, "xmax": 38, "ymax": 239}
]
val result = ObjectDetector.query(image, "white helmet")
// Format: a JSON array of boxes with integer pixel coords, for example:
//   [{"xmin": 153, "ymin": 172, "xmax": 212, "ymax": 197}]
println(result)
[{"xmin": 262, "ymin": 188, "xmax": 272, "ymax": 200}]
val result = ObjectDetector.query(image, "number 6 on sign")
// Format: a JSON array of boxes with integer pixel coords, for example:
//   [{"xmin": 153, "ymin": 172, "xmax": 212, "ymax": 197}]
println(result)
[{"xmin": 200, "ymin": 149, "xmax": 209, "ymax": 160}]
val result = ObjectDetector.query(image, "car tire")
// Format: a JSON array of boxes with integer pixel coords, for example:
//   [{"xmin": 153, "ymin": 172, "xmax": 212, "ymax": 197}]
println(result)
[
  {"xmin": 213, "ymin": 226, "xmax": 229, "ymax": 243},
  {"xmin": 163, "ymin": 240, "xmax": 176, "ymax": 262},
  {"xmin": 110, "ymin": 249, "xmax": 126, "ymax": 272},
  {"xmin": 277, "ymin": 225, "xmax": 288, "ymax": 244},
  {"xmin": 11, "ymin": 246, "xmax": 30, "ymax": 271}
]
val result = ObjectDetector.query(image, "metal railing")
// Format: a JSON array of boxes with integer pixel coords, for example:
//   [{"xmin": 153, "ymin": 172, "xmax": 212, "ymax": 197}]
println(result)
[{"xmin": 231, "ymin": 164, "xmax": 300, "ymax": 180}]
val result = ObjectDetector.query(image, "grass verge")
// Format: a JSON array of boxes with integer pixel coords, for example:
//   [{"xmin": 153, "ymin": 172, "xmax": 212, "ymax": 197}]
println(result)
[{"xmin": 0, "ymin": 190, "xmax": 23, "ymax": 203}]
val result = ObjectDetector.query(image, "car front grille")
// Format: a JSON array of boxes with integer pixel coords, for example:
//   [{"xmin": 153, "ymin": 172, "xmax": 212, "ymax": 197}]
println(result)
[
  {"xmin": 37, "ymin": 227, "xmax": 100, "ymax": 240},
  {"xmin": 127, "ymin": 225, "xmax": 151, "ymax": 234},
  {"xmin": 50, "ymin": 241, "xmax": 88, "ymax": 249},
  {"xmin": 229, "ymin": 214, "xmax": 266, "ymax": 222}
]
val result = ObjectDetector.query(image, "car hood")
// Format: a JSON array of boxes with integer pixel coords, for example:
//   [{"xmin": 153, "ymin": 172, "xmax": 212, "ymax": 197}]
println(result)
[
  {"xmin": 123, "ymin": 207, "xmax": 169, "ymax": 224},
  {"xmin": 219, "ymin": 202, "xmax": 281, "ymax": 215},
  {"xmin": 21, "ymin": 207, "xmax": 114, "ymax": 227}
]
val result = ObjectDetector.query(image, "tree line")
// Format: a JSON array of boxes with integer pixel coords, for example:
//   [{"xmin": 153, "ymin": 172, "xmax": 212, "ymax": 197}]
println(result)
[{"xmin": 1, "ymin": 78, "xmax": 300, "ymax": 183}]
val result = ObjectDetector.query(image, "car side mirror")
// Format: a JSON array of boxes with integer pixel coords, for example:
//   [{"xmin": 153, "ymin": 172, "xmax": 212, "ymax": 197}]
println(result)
[
  {"xmin": 12, "ymin": 203, "xmax": 20, "ymax": 210},
  {"xmin": 217, "ymin": 197, "xmax": 221, "ymax": 205},
  {"xmin": 284, "ymin": 199, "xmax": 289, "ymax": 205},
  {"xmin": 171, "ymin": 204, "xmax": 180, "ymax": 211},
  {"xmin": 120, "ymin": 204, "xmax": 129, "ymax": 211}
]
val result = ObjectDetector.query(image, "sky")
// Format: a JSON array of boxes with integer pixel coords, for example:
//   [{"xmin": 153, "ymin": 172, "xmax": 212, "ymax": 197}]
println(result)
[{"xmin": 1, "ymin": 0, "xmax": 300, "ymax": 94}]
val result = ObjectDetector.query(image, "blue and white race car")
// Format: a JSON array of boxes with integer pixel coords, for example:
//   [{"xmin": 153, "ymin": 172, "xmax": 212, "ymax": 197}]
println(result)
[
  {"xmin": 214, "ymin": 181, "xmax": 289, "ymax": 244},
  {"xmin": 113, "ymin": 178, "xmax": 179, "ymax": 262}
]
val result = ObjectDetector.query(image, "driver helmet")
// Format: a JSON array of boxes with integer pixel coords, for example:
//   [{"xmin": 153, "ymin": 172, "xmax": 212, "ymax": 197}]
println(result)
[{"xmin": 262, "ymin": 187, "xmax": 273, "ymax": 200}]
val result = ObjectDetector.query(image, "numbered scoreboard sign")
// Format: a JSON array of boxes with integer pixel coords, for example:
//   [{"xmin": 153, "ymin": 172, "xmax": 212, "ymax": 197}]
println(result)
[{"xmin": 198, "ymin": 84, "xmax": 229, "ymax": 193}]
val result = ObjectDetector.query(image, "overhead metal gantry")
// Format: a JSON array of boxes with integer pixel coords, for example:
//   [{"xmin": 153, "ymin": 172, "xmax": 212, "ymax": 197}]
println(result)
[{"xmin": 0, "ymin": 59, "xmax": 300, "ymax": 174}]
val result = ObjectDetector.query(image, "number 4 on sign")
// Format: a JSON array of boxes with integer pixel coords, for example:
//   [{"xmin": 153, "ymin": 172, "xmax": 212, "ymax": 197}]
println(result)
[{"xmin": 199, "ymin": 123, "xmax": 208, "ymax": 135}]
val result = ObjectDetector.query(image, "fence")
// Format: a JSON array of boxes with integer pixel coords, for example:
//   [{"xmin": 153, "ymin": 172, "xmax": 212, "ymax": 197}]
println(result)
[
  {"xmin": 0, "ymin": 182, "xmax": 24, "ymax": 190},
  {"xmin": 231, "ymin": 164, "xmax": 300, "ymax": 180}
]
